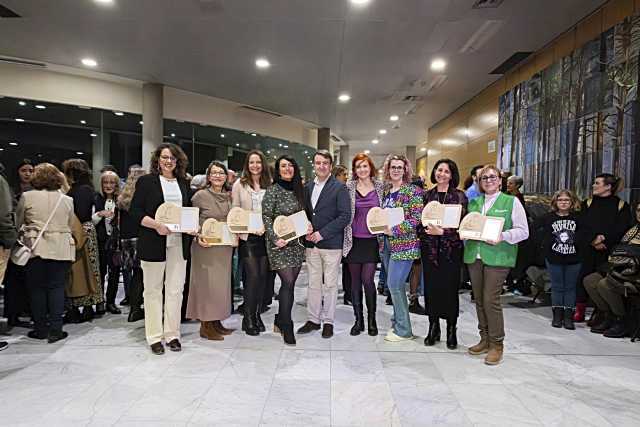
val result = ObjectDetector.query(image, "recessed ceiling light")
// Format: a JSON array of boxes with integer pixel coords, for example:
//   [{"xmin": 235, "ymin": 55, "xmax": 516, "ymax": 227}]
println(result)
[
  {"xmin": 278, "ymin": 143, "xmax": 282, "ymax": 147},
  {"xmin": 338, "ymin": 93, "xmax": 351, "ymax": 103},
  {"xmin": 94, "ymin": 0, "xmax": 114, "ymax": 4},
  {"xmin": 81, "ymin": 58, "xmax": 98, "ymax": 67},
  {"xmin": 283, "ymin": 145, "xmax": 289, "ymax": 148},
  {"xmin": 90, "ymin": 133, "xmax": 98, "ymax": 137},
  {"xmin": 0, "ymin": 149, "xmax": 3, "ymax": 151},
  {"xmin": 114, "ymin": 111, "xmax": 124, "ymax": 116},
  {"xmin": 364, "ymin": 149, "xmax": 370, "ymax": 154},
  {"xmin": 9, "ymin": 142, "xmax": 18, "ymax": 146},
  {"xmin": 15, "ymin": 118, "xmax": 24, "ymax": 122},
  {"xmin": 76, "ymin": 151, "xmax": 84, "ymax": 155},
  {"xmin": 170, "ymin": 133, "xmax": 176, "ymax": 137},
  {"xmin": 389, "ymin": 115, "xmax": 399, "ymax": 122},
  {"xmin": 220, "ymin": 134, "xmax": 225, "ymax": 138},
  {"xmin": 304, "ymin": 150, "xmax": 308, "ymax": 154},
  {"xmin": 379, "ymin": 129, "xmax": 387, "ymax": 135},
  {"xmin": 350, "ymin": 0, "xmax": 370, "ymax": 5},
  {"xmin": 236, "ymin": 143, "xmax": 240, "ymax": 147},
  {"xmin": 139, "ymin": 121, "xmax": 143, "ymax": 125},
  {"xmin": 440, "ymin": 138, "xmax": 459, "ymax": 146},
  {"xmin": 251, "ymin": 133, "xmax": 257, "ymax": 137},
  {"xmin": 431, "ymin": 58, "xmax": 446, "ymax": 72},
  {"xmin": 267, "ymin": 150, "xmax": 271, "ymax": 154},
  {"xmin": 372, "ymin": 139, "xmax": 379, "ymax": 144},
  {"xmin": 35, "ymin": 104, "xmax": 46, "ymax": 109},
  {"xmin": 420, "ymin": 147, "xmax": 427, "ymax": 152},
  {"xmin": 255, "ymin": 58, "xmax": 270, "ymax": 69},
  {"xmin": 80, "ymin": 120, "xmax": 86, "ymax": 124},
  {"xmin": 18, "ymin": 101, "xmax": 26, "ymax": 106}
]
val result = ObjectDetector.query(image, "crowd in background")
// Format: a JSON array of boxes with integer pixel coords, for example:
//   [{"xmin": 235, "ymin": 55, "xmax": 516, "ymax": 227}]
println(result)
[{"xmin": 0, "ymin": 144, "xmax": 638, "ymax": 365}]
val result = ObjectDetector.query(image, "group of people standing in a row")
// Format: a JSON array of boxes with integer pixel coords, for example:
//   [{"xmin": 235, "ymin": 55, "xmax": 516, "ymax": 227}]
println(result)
[{"xmin": 2, "ymin": 141, "xmax": 637, "ymax": 365}]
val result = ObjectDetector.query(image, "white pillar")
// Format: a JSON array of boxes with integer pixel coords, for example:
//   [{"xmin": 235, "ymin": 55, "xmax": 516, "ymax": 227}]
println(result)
[{"xmin": 142, "ymin": 83, "xmax": 163, "ymax": 170}]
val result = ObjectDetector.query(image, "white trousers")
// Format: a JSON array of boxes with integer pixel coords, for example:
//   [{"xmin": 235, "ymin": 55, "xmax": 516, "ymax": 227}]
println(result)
[
  {"xmin": 305, "ymin": 247, "xmax": 342, "ymax": 325},
  {"xmin": 141, "ymin": 245, "xmax": 187, "ymax": 345}
]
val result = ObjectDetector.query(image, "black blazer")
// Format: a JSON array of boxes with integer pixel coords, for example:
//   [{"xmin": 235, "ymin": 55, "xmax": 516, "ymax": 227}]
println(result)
[
  {"xmin": 130, "ymin": 173, "xmax": 192, "ymax": 262},
  {"xmin": 94, "ymin": 193, "xmax": 117, "ymax": 244},
  {"xmin": 304, "ymin": 176, "xmax": 351, "ymax": 250}
]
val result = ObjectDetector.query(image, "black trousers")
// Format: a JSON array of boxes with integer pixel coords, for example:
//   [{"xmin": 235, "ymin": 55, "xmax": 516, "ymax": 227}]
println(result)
[
  {"xmin": 25, "ymin": 257, "xmax": 70, "ymax": 335},
  {"xmin": 99, "ymin": 245, "xmax": 122, "ymax": 304},
  {"xmin": 3, "ymin": 261, "xmax": 29, "ymax": 322}
]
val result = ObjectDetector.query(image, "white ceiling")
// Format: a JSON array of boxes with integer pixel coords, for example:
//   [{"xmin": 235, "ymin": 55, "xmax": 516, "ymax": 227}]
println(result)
[{"xmin": 0, "ymin": 0, "xmax": 605, "ymax": 154}]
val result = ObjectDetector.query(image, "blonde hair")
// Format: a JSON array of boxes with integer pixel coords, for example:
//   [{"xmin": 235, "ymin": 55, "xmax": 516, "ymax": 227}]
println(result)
[
  {"xmin": 100, "ymin": 171, "xmax": 120, "ymax": 199},
  {"xmin": 117, "ymin": 167, "xmax": 146, "ymax": 211},
  {"xmin": 477, "ymin": 165, "xmax": 501, "ymax": 193},
  {"xmin": 550, "ymin": 189, "xmax": 580, "ymax": 212},
  {"xmin": 383, "ymin": 154, "xmax": 413, "ymax": 184}
]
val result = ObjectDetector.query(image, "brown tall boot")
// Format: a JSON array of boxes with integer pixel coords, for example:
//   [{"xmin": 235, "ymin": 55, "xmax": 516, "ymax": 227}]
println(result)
[
  {"xmin": 211, "ymin": 320, "xmax": 234, "ymax": 335},
  {"xmin": 484, "ymin": 342, "xmax": 504, "ymax": 366},
  {"xmin": 468, "ymin": 335, "xmax": 489, "ymax": 355},
  {"xmin": 200, "ymin": 321, "xmax": 224, "ymax": 341}
]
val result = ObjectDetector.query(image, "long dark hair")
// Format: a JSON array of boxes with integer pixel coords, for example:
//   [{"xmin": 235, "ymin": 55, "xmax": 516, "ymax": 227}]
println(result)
[
  {"xmin": 430, "ymin": 158, "xmax": 460, "ymax": 189},
  {"xmin": 274, "ymin": 155, "xmax": 305, "ymax": 207},
  {"xmin": 240, "ymin": 149, "xmax": 272, "ymax": 189},
  {"xmin": 149, "ymin": 143, "xmax": 188, "ymax": 180}
]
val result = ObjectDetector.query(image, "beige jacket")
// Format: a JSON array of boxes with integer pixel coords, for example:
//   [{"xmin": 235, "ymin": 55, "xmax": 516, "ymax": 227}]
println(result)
[
  {"xmin": 16, "ymin": 190, "xmax": 75, "ymax": 262},
  {"xmin": 231, "ymin": 179, "xmax": 266, "ymax": 241}
]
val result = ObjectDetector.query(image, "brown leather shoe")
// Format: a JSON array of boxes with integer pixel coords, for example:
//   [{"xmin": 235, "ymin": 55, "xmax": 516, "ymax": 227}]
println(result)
[
  {"xmin": 200, "ymin": 321, "xmax": 224, "ymax": 341},
  {"xmin": 167, "ymin": 338, "xmax": 182, "ymax": 352},
  {"xmin": 484, "ymin": 342, "xmax": 504, "ymax": 365},
  {"xmin": 211, "ymin": 320, "xmax": 234, "ymax": 335},
  {"xmin": 150, "ymin": 341, "xmax": 165, "ymax": 355},
  {"xmin": 321, "ymin": 324, "xmax": 334, "ymax": 339},
  {"xmin": 468, "ymin": 337, "xmax": 489, "ymax": 355}
]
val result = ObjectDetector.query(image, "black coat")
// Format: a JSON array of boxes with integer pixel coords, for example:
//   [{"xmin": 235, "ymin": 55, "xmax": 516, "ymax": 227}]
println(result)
[
  {"xmin": 304, "ymin": 176, "xmax": 351, "ymax": 250},
  {"xmin": 94, "ymin": 193, "xmax": 117, "ymax": 244},
  {"xmin": 129, "ymin": 173, "xmax": 192, "ymax": 262}
]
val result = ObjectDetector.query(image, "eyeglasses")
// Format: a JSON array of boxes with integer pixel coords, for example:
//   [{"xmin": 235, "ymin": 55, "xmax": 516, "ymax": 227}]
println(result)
[
  {"xmin": 209, "ymin": 171, "xmax": 226, "ymax": 177},
  {"xmin": 160, "ymin": 155, "xmax": 176, "ymax": 162},
  {"xmin": 480, "ymin": 175, "xmax": 499, "ymax": 182},
  {"xmin": 557, "ymin": 198, "xmax": 572, "ymax": 203},
  {"xmin": 390, "ymin": 166, "xmax": 405, "ymax": 171}
]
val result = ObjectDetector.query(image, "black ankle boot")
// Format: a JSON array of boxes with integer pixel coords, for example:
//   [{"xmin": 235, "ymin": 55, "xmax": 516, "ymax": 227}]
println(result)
[
  {"xmin": 256, "ymin": 312, "xmax": 266, "ymax": 332},
  {"xmin": 242, "ymin": 314, "xmax": 260, "ymax": 336},
  {"xmin": 95, "ymin": 303, "xmax": 106, "ymax": 316},
  {"xmin": 446, "ymin": 319, "xmax": 457, "ymax": 350},
  {"xmin": 563, "ymin": 308, "xmax": 575, "ymax": 330},
  {"xmin": 63, "ymin": 307, "xmax": 82, "ymax": 324},
  {"xmin": 350, "ymin": 304, "xmax": 364, "ymax": 336},
  {"xmin": 364, "ymin": 289, "xmax": 378, "ymax": 336},
  {"xmin": 603, "ymin": 316, "xmax": 626, "ymax": 338},
  {"xmin": 127, "ymin": 306, "xmax": 144, "ymax": 322},
  {"xmin": 80, "ymin": 306, "xmax": 94, "ymax": 322},
  {"xmin": 408, "ymin": 296, "xmax": 426, "ymax": 315},
  {"xmin": 424, "ymin": 318, "xmax": 441, "ymax": 346},
  {"xmin": 106, "ymin": 303, "xmax": 122, "ymax": 314},
  {"xmin": 591, "ymin": 312, "xmax": 612, "ymax": 334},
  {"xmin": 281, "ymin": 322, "xmax": 296, "ymax": 345},
  {"xmin": 551, "ymin": 307, "xmax": 563, "ymax": 328}
]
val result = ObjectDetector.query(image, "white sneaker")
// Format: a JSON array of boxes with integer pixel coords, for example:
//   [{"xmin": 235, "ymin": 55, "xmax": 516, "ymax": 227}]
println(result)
[{"xmin": 384, "ymin": 330, "xmax": 415, "ymax": 342}]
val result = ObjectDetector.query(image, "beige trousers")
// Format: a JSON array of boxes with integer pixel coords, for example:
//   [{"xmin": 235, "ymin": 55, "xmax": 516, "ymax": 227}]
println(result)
[
  {"xmin": 306, "ymin": 247, "xmax": 342, "ymax": 325},
  {"xmin": 141, "ymin": 245, "xmax": 187, "ymax": 345}
]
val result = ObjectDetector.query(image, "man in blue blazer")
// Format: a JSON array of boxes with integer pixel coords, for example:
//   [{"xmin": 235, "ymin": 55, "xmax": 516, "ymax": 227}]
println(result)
[{"xmin": 298, "ymin": 150, "xmax": 351, "ymax": 338}]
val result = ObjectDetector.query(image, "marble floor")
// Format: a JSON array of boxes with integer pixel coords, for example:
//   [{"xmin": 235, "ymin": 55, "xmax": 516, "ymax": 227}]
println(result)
[{"xmin": 1, "ymin": 267, "xmax": 640, "ymax": 427}]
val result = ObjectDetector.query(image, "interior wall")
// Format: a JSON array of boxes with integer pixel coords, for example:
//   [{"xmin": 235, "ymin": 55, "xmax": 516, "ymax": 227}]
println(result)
[{"xmin": 420, "ymin": 0, "xmax": 637, "ymax": 186}]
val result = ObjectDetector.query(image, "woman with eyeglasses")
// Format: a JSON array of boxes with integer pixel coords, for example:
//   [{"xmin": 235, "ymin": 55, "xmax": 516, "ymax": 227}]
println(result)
[
  {"xmin": 187, "ymin": 161, "xmax": 235, "ymax": 340},
  {"xmin": 130, "ymin": 143, "xmax": 192, "ymax": 355},
  {"xmin": 463, "ymin": 165, "xmax": 528, "ymax": 365},
  {"xmin": 380, "ymin": 154, "xmax": 423, "ymax": 342},
  {"xmin": 418, "ymin": 159, "xmax": 467, "ymax": 350},
  {"xmin": 232, "ymin": 150, "xmax": 272, "ymax": 336},
  {"xmin": 262, "ymin": 155, "xmax": 307, "ymax": 345}
]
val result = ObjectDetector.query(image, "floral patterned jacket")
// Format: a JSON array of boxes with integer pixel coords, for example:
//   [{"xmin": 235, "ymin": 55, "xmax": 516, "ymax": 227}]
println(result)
[{"xmin": 382, "ymin": 183, "xmax": 424, "ymax": 261}]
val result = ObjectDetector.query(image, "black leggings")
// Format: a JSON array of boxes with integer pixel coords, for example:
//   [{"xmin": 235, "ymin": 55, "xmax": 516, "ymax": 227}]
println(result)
[
  {"xmin": 277, "ymin": 266, "xmax": 301, "ymax": 325},
  {"xmin": 242, "ymin": 255, "xmax": 269, "ymax": 316}
]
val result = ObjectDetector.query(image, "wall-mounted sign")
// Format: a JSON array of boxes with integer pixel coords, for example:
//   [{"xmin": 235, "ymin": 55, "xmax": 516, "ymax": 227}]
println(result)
[{"xmin": 487, "ymin": 140, "xmax": 496, "ymax": 153}]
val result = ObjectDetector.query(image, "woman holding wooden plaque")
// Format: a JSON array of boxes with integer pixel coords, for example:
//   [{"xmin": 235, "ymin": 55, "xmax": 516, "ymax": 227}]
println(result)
[
  {"xmin": 262, "ymin": 155, "xmax": 307, "ymax": 345},
  {"xmin": 418, "ymin": 159, "xmax": 467, "ymax": 349},
  {"xmin": 232, "ymin": 150, "xmax": 272, "ymax": 336},
  {"xmin": 130, "ymin": 143, "xmax": 192, "ymax": 355},
  {"xmin": 187, "ymin": 161, "xmax": 235, "ymax": 341},
  {"xmin": 380, "ymin": 154, "xmax": 423, "ymax": 342},
  {"xmin": 463, "ymin": 165, "xmax": 528, "ymax": 365}
]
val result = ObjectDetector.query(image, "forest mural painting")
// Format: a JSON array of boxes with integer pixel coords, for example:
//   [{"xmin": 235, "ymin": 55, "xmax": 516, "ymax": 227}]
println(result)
[{"xmin": 497, "ymin": 14, "xmax": 640, "ymax": 205}]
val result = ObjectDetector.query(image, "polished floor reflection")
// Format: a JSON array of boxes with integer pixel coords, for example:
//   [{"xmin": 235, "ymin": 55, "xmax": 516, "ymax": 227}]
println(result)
[{"xmin": 1, "ymin": 268, "xmax": 640, "ymax": 427}]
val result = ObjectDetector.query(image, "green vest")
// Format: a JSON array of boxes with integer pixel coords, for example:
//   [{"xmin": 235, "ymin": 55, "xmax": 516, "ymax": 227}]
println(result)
[{"xmin": 463, "ymin": 192, "xmax": 518, "ymax": 267}]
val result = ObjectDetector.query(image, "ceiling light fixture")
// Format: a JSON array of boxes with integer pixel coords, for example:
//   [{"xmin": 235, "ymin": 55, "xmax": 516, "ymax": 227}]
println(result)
[
  {"xmin": 420, "ymin": 147, "xmax": 427, "ymax": 152},
  {"xmin": 364, "ymin": 149, "xmax": 370, "ymax": 154},
  {"xmin": 76, "ymin": 151, "xmax": 84, "ymax": 155},
  {"xmin": 379, "ymin": 129, "xmax": 387, "ymax": 135},
  {"xmin": 170, "ymin": 133, "xmax": 176, "ymax": 137},
  {"xmin": 338, "ymin": 93, "xmax": 351, "ymax": 103},
  {"xmin": 350, "ymin": 0, "xmax": 370, "ymax": 5},
  {"xmin": 80, "ymin": 120, "xmax": 86, "ymax": 124},
  {"xmin": 35, "ymin": 105, "xmax": 46, "ymax": 109},
  {"xmin": 18, "ymin": 101, "xmax": 26, "ymax": 106},
  {"xmin": 90, "ymin": 133, "xmax": 98, "ymax": 137},
  {"xmin": 255, "ymin": 58, "xmax": 270, "ymax": 69},
  {"xmin": 139, "ymin": 121, "xmax": 143, "ymax": 125},
  {"xmin": 372, "ymin": 139, "xmax": 379, "ymax": 144},
  {"xmin": 15, "ymin": 118, "xmax": 24, "ymax": 122},
  {"xmin": 389, "ymin": 115, "xmax": 399, "ymax": 122},
  {"xmin": 114, "ymin": 111, "xmax": 124, "ymax": 116},
  {"xmin": 283, "ymin": 145, "xmax": 289, "ymax": 148},
  {"xmin": 220, "ymin": 134, "xmax": 225, "ymax": 138},
  {"xmin": 81, "ymin": 58, "xmax": 98, "ymax": 67},
  {"xmin": 251, "ymin": 133, "xmax": 257, "ymax": 137},
  {"xmin": 431, "ymin": 58, "xmax": 446, "ymax": 72},
  {"xmin": 9, "ymin": 142, "xmax": 18, "ymax": 146},
  {"xmin": 94, "ymin": 0, "xmax": 114, "ymax": 4},
  {"xmin": 236, "ymin": 143, "xmax": 240, "ymax": 147}
]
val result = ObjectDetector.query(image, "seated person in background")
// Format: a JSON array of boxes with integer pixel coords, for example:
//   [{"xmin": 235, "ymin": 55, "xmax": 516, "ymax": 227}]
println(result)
[{"xmin": 584, "ymin": 202, "xmax": 640, "ymax": 338}]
